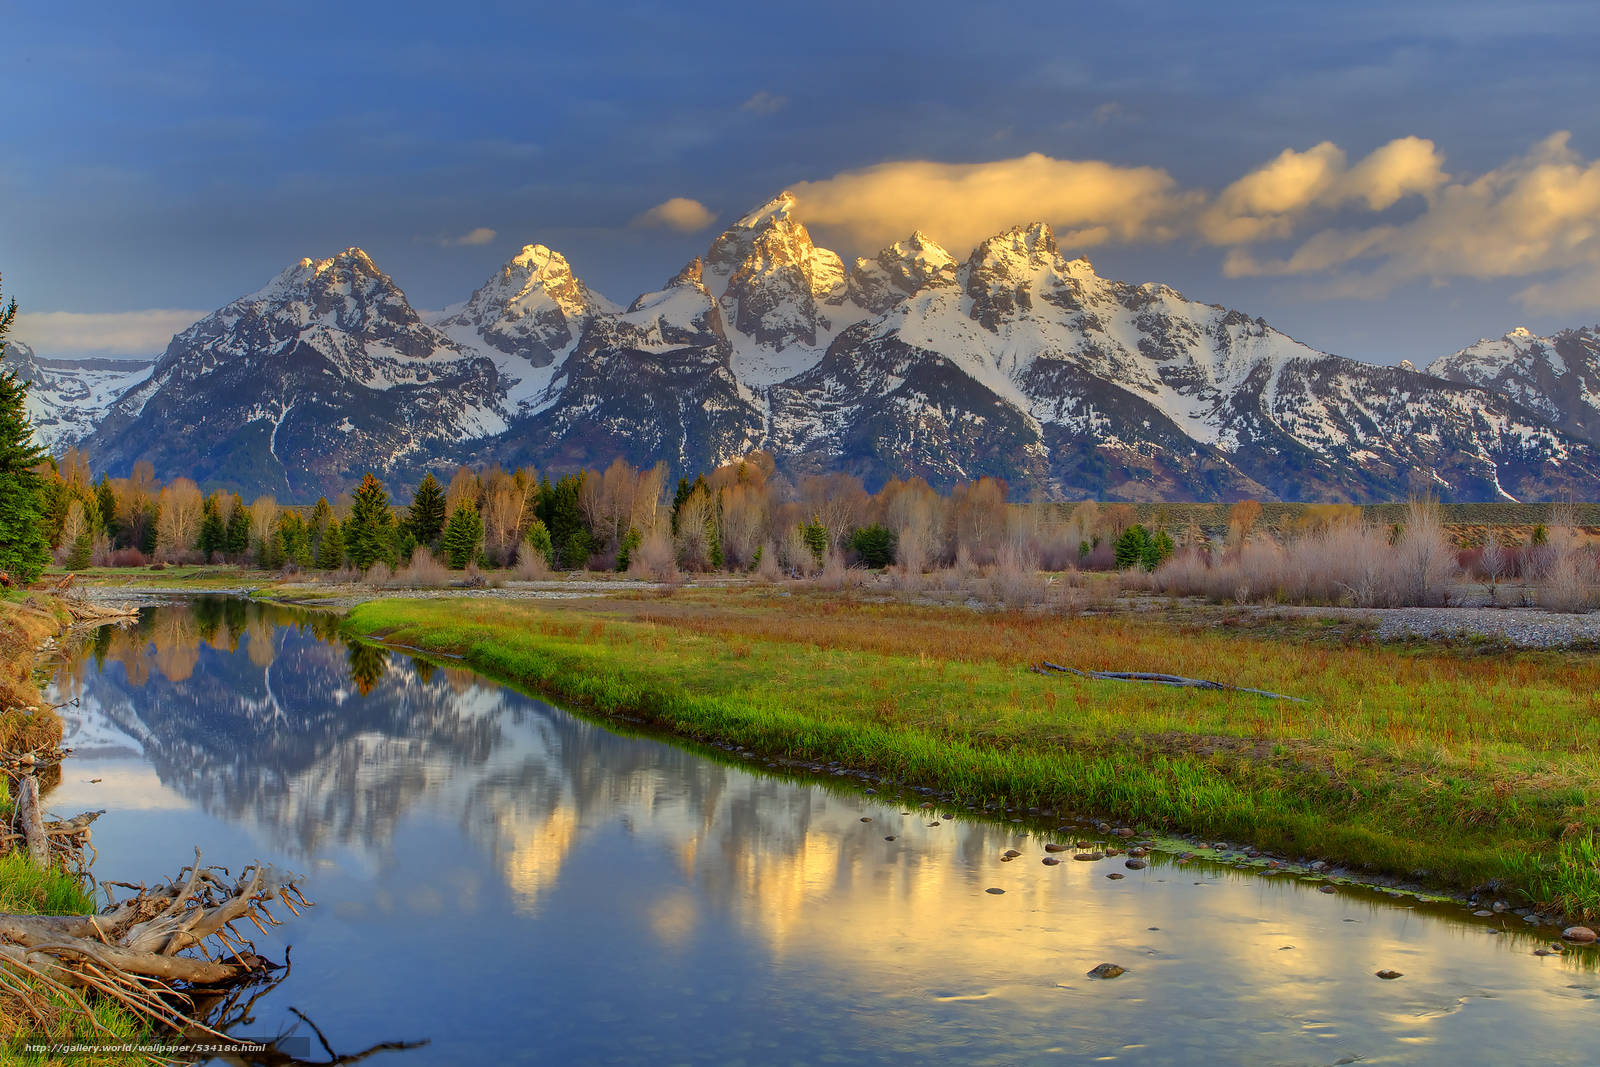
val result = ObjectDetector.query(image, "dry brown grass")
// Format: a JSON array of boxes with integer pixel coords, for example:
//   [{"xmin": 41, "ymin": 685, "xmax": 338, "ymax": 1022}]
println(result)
[{"xmin": 0, "ymin": 598, "xmax": 68, "ymax": 752}]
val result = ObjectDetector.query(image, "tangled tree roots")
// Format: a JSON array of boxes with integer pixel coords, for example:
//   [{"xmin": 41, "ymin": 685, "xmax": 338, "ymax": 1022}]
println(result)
[{"xmin": 0, "ymin": 848, "xmax": 312, "ymax": 1042}]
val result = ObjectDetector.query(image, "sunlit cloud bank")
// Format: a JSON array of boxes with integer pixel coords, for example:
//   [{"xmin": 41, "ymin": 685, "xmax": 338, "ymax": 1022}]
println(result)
[
  {"xmin": 790, "ymin": 133, "xmax": 1600, "ymax": 314},
  {"xmin": 13, "ymin": 308, "xmax": 207, "ymax": 357}
]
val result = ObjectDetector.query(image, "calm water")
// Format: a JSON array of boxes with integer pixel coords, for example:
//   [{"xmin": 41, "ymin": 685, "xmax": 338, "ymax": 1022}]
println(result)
[{"xmin": 41, "ymin": 598, "xmax": 1599, "ymax": 1064}]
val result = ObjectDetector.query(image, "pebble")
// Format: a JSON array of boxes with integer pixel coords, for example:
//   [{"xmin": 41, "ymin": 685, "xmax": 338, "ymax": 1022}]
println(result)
[
  {"xmin": 985, "ymin": 888, "xmax": 1005, "ymax": 895},
  {"xmin": 1042, "ymin": 857, "xmax": 1061, "ymax": 866},
  {"xmin": 884, "ymin": 836, "xmax": 896, "ymax": 841},
  {"xmin": 1044, "ymin": 843, "xmax": 1069, "ymax": 853},
  {"xmin": 1074, "ymin": 852, "xmax": 1105, "ymax": 862},
  {"xmin": 1473, "ymin": 910, "xmax": 1494, "ymax": 917},
  {"xmin": 1086, "ymin": 963, "xmax": 1126, "ymax": 979},
  {"xmin": 860, "ymin": 817, "xmax": 872, "ymax": 822},
  {"xmin": 1106, "ymin": 872, "xmax": 1125, "ymax": 880},
  {"xmin": 1319, "ymin": 885, "xmax": 1337, "ymax": 894},
  {"xmin": 1113, "ymin": 827, "xmax": 1134, "ymax": 838},
  {"xmin": 1124, "ymin": 859, "xmax": 1147, "ymax": 870},
  {"xmin": 928, "ymin": 821, "xmax": 941, "ymax": 827},
  {"xmin": 1375, "ymin": 970, "xmax": 1403, "ymax": 980},
  {"xmin": 1003, "ymin": 849, "xmax": 1022, "ymax": 858},
  {"xmin": 1562, "ymin": 926, "xmax": 1598, "ymax": 943},
  {"xmin": 1128, "ymin": 847, "xmax": 1148, "ymax": 858}
]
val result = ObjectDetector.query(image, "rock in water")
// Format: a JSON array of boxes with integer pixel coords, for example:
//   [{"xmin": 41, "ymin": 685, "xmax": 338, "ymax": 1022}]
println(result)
[
  {"xmin": 1087, "ymin": 963, "xmax": 1126, "ymax": 979},
  {"xmin": 1562, "ymin": 926, "xmax": 1598, "ymax": 943},
  {"xmin": 1375, "ymin": 970, "xmax": 1403, "ymax": 980},
  {"xmin": 985, "ymin": 888, "xmax": 1005, "ymax": 895}
]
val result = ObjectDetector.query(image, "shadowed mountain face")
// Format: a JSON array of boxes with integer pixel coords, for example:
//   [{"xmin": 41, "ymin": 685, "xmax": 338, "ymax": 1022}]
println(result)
[{"xmin": 53, "ymin": 205, "xmax": 1600, "ymax": 502}]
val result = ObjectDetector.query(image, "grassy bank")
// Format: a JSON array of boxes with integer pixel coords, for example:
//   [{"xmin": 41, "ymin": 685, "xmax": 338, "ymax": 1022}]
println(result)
[
  {"xmin": 0, "ymin": 595, "xmax": 69, "ymax": 753},
  {"xmin": 345, "ymin": 591, "xmax": 1600, "ymax": 920}
]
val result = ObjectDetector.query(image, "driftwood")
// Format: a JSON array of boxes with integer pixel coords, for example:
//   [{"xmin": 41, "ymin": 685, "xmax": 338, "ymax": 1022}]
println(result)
[
  {"xmin": 14, "ymin": 774, "xmax": 49, "ymax": 866},
  {"xmin": 1035, "ymin": 661, "xmax": 1305, "ymax": 702},
  {"xmin": 0, "ymin": 847, "xmax": 313, "ymax": 1042}
]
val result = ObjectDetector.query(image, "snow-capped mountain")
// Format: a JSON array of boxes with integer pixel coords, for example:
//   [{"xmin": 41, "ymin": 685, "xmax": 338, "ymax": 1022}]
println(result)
[
  {"xmin": 430, "ymin": 244, "xmax": 618, "ymax": 417},
  {"xmin": 65, "ymin": 197, "xmax": 1600, "ymax": 501},
  {"xmin": 85, "ymin": 249, "xmax": 506, "ymax": 498},
  {"xmin": 0, "ymin": 340, "xmax": 154, "ymax": 452},
  {"xmin": 471, "ymin": 257, "xmax": 765, "ymax": 476},
  {"xmin": 1427, "ymin": 326, "xmax": 1600, "ymax": 447},
  {"xmin": 767, "ymin": 222, "xmax": 1600, "ymax": 501}
]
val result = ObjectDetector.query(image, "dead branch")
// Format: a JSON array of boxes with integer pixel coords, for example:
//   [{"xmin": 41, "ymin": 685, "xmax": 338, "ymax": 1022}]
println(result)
[
  {"xmin": 0, "ymin": 849, "xmax": 311, "ymax": 1044},
  {"xmin": 1035, "ymin": 661, "xmax": 1305, "ymax": 702}
]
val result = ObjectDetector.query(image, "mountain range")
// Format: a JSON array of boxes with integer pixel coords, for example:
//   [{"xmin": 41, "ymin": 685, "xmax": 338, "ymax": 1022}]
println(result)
[{"xmin": 7, "ymin": 192, "xmax": 1600, "ymax": 502}]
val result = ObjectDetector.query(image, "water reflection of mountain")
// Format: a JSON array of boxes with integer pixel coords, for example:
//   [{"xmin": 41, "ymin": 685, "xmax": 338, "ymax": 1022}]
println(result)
[{"xmin": 62, "ymin": 601, "xmax": 838, "ymax": 885}]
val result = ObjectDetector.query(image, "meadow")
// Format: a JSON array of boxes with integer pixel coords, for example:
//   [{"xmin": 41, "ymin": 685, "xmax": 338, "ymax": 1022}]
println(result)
[{"xmin": 343, "ymin": 587, "xmax": 1600, "ymax": 922}]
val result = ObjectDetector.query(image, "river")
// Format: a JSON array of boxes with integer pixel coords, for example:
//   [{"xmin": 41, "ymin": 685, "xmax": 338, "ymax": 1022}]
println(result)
[{"xmin": 41, "ymin": 598, "xmax": 1598, "ymax": 1064}]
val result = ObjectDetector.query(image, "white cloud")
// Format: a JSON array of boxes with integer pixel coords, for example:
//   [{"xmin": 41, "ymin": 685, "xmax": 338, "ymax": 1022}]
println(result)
[
  {"xmin": 443, "ymin": 226, "xmax": 497, "ymax": 247},
  {"xmin": 13, "ymin": 308, "xmax": 207, "ymax": 357},
  {"xmin": 789, "ymin": 152, "xmax": 1199, "ymax": 254},
  {"xmin": 632, "ymin": 197, "xmax": 717, "ymax": 232},
  {"xmin": 740, "ymin": 91, "xmax": 788, "ymax": 116}
]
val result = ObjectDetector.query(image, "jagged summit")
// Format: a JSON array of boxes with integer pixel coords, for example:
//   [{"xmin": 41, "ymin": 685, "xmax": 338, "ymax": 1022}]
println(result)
[
  {"xmin": 1428, "ymin": 324, "xmax": 1600, "ymax": 445},
  {"xmin": 730, "ymin": 191, "xmax": 798, "ymax": 230}
]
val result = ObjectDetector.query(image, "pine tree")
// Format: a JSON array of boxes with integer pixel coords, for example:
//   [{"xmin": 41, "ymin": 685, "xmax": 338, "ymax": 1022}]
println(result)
[
  {"xmin": 197, "ymin": 495, "xmax": 225, "ymax": 561},
  {"xmin": 95, "ymin": 475, "xmax": 118, "ymax": 543},
  {"xmin": 224, "ymin": 495, "xmax": 251, "ymax": 558},
  {"xmin": 316, "ymin": 520, "xmax": 346, "ymax": 570},
  {"xmin": 441, "ymin": 503, "xmax": 483, "ymax": 569},
  {"xmin": 345, "ymin": 473, "xmax": 396, "ymax": 570},
  {"xmin": 523, "ymin": 516, "xmax": 554, "ymax": 567},
  {"xmin": 0, "ymin": 277, "xmax": 51, "ymax": 583},
  {"xmin": 406, "ymin": 472, "xmax": 447, "ymax": 548},
  {"xmin": 309, "ymin": 497, "xmax": 333, "ymax": 538}
]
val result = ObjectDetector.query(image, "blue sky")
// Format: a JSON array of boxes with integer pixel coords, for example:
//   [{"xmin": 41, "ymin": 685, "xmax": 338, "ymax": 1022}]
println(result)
[{"xmin": 3, "ymin": 0, "xmax": 1598, "ymax": 363}]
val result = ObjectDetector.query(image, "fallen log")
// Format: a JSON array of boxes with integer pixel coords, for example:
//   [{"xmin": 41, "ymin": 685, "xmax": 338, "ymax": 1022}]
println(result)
[{"xmin": 1035, "ymin": 661, "xmax": 1305, "ymax": 702}]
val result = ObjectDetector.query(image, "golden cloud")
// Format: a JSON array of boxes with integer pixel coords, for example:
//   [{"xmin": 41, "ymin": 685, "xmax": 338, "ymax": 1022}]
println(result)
[
  {"xmin": 632, "ymin": 197, "xmax": 717, "ymax": 232},
  {"xmin": 1224, "ymin": 132, "xmax": 1600, "ymax": 312},
  {"xmin": 789, "ymin": 152, "xmax": 1201, "ymax": 254}
]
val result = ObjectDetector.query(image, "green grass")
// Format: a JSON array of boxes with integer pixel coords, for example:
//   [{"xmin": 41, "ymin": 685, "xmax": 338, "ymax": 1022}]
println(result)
[
  {"xmin": 0, "ymin": 854, "xmax": 149, "ymax": 1063},
  {"xmin": 345, "ymin": 593, "xmax": 1600, "ymax": 921},
  {"xmin": 0, "ymin": 853, "xmax": 98, "ymax": 916}
]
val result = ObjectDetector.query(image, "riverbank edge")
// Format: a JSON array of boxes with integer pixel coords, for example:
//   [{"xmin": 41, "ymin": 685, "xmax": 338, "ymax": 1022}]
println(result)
[
  {"xmin": 339, "ymin": 597, "xmax": 1595, "ymax": 930},
  {"xmin": 0, "ymin": 595, "xmax": 152, "ymax": 1059}
]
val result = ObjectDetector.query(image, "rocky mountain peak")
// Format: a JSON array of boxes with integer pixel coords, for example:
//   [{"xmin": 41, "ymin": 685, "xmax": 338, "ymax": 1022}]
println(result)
[
  {"xmin": 847, "ymin": 232, "xmax": 959, "ymax": 313},
  {"xmin": 434, "ymin": 242, "xmax": 613, "ymax": 370},
  {"xmin": 702, "ymin": 193, "xmax": 847, "ymax": 358}
]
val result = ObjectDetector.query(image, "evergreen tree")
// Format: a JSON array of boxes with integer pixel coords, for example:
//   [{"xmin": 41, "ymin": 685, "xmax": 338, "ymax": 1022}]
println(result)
[
  {"xmin": 1113, "ymin": 524, "xmax": 1150, "ymax": 570},
  {"xmin": 615, "ymin": 526, "xmax": 641, "ymax": 572},
  {"xmin": 800, "ymin": 518, "xmax": 828, "ymax": 566},
  {"xmin": 406, "ymin": 472, "xmax": 447, "ymax": 548},
  {"xmin": 345, "ymin": 473, "xmax": 397, "ymax": 570},
  {"xmin": 523, "ymin": 516, "xmax": 554, "ymax": 567},
  {"xmin": 441, "ymin": 502, "xmax": 483, "ymax": 569},
  {"xmin": 540, "ymin": 472, "xmax": 588, "ymax": 563},
  {"xmin": 64, "ymin": 525, "xmax": 93, "ymax": 569},
  {"xmin": 309, "ymin": 497, "xmax": 333, "ymax": 538},
  {"xmin": 316, "ymin": 520, "xmax": 346, "ymax": 569},
  {"xmin": 849, "ymin": 524, "xmax": 897, "ymax": 568},
  {"xmin": 95, "ymin": 475, "xmax": 118, "ymax": 543},
  {"xmin": 224, "ymin": 495, "xmax": 251, "ymax": 558},
  {"xmin": 197, "ymin": 496, "xmax": 226, "ymax": 561}
]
